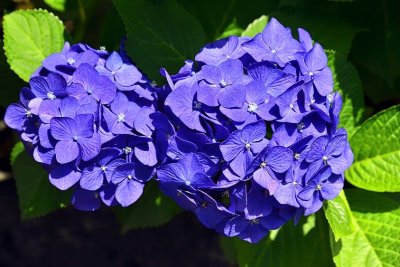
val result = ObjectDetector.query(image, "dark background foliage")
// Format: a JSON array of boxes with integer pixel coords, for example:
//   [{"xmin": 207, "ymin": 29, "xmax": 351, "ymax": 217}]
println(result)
[{"xmin": 0, "ymin": 0, "xmax": 399, "ymax": 266}]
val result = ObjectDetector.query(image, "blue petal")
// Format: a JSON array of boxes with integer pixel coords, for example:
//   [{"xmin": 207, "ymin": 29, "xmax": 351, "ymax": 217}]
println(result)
[
  {"xmin": 49, "ymin": 164, "xmax": 81, "ymax": 190},
  {"xmin": 71, "ymin": 188, "xmax": 101, "ymax": 211},
  {"xmin": 115, "ymin": 179, "xmax": 144, "ymax": 207}
]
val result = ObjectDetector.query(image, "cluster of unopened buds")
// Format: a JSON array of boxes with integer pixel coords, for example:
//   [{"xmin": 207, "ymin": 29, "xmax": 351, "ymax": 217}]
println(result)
[{"xmin": 5, "ymin": 18, "xmax": 353, "ymax": 243}]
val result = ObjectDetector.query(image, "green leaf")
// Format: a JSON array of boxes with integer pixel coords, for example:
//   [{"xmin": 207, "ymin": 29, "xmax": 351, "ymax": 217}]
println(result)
[
  {"xmin": 241, "ymin": 15, "xmax": 268, "ymax": 38},
  {"xmin": 327, "ymin": 51, "xmax": 365, "ymax": 137},
  {"xmin": 10, "ymin": 142, "xmax": 24, "ymax": 166},
  {"xmin": 218, "ymin": 19, "xmax": 243, "ymax": 39},
  {"xmin": 219, "ymin": 237, "xmax": 238, "ymax": 265},
  {"xmin": 324, "ymin": 190, "xmax": 355, "ymax": 241},
  {"xmin": 272, "ymin": 9, "xmax": 360, "ymax": 56},
  {"xmin": 44, "ymin": 0, "xmax": 66, "ymax": 11},
  {"xmin": 114, "ymin": 181, "xmax": 181, "ymax": 230},
  {"xmin": 113, "ymin": 0, "xmax": 205, "ymax": 82},
  {"xmin": 331, "ymin": 189, "xmax": 400, "ymax": 267},
  {"xmin": 346, "ymin": 105, "xmax": 400, "ymax": 192},
  {"xmin": 233, "ymin": 213, "xmax": 334, "ymax": 267},
  {"xmin": 177, "ymin": 0, "xmax": 278, "ymax": 41},
  {"xmin": 3, "ymin": 9, "xmax": 65, "ymax": 82},
  {"xmin": 0, "ymin": 41, "xmax": 26, "ymax": 107},
  {"xmin": 13, "ymin": 151, "xmax": 71, "ymax": 219}
]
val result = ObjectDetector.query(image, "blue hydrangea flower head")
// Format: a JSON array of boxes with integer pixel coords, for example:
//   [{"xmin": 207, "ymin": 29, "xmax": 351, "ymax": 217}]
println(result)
[
  {"xmin": 5, "ymin": 42, "xmax": 169, "ymax": 211},
  {"xmin": 159, "ymin": 17, "xmax": 353, "ymax": 243}
]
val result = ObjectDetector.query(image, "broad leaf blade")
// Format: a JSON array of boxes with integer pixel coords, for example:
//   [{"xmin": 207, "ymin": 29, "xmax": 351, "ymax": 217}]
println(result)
[
  {"xmin": 346, "ymin": 105, "xmax": 400, "ymax": 192},
  {"xmin": 13, "ymin": 151, "xmax": 71, "ymax": 219},
  {"xmin": 178, "ymin": 0, "xmax": 278, "ymax": 41},
  {"xmin": 218, "ymin": 19, "xmax": 243, "ymax": 39},
  {"xmin": 233, "ymin": 213, "xmax": 334, "ymax": 267},
  {"xmin": 272, "ymin": 9, "xmax": 360, "ymax": 56},
  {"xmin": 327, "ymin": 51, "xmax": 365, "ymax": 137},
  {"xmin": 324, "ymin": 190, "xmax": 355, "ymax": 241},
  {"xmin": 10, "ymin": 142, "xmax": 24, "ymax": 166},
  {"xmin": 44, "ymin": 0, "xmax": 66, "ymax": 11},
  {"xmin": 331, "ymin": 189, "xmax": 400, "ymax": 267},
  {"xmin": 0, "ymin": 41, "xmax": 25, "ymax": 107},
  {"xmin": 3, "ymin": 9, "xmax": 65, "ymax": 82},
  {"xmin": 114, "ymin": 181, "xmax": 181, "ymax": 230},
  {"xmin": 241, "ymin": 15, "xmax": 268, "ymax": 38},
  {"xmin": 113, "ymin": 0, "xmax": 205, "ymax": 82}
]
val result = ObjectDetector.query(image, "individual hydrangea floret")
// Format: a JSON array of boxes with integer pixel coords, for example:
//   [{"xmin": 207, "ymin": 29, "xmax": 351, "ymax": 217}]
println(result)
[
  {"xmin": 159, "ymin": 17, "xmax": 353, "ymax": 243},
  {"xmin": 5, "ymin": 42, "xmax": 171, "ymax": 211}
]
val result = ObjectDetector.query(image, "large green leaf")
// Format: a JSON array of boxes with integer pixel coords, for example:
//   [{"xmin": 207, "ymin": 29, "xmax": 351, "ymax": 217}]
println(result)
[
  {"xmin": 331, "ymin": 189, "xmax": 400, "ymax": 267},
  {"xmin": 13, "ymin": 151, "xmax": 71, "ymax": 219},
  {"xmin": 272, "ymin": 8, "xmax": 360, "ymax": 56},
  {"xmin": 0, "ymin": 41, "xmax": 26, "ymax": 107},
  {"xmin": 346, "ymin": 105, "xmax": 400, "ymax": 192},
  {"xmin": 44, "ymin": 0, "xmax": 66, "ymax": 11},
  {"xmin": 324, "ymin": 190, "xmax": 355, "ymax": 241},
  {"xmin": 113, "ymin": 0, "xmax": 205, "ymax": 82},
  {"xmin": 114, "ymin": 181, "xmax": 181, "ymax": 231},
  {"xmin": 218, "ymin": 19, "xmax": 244, "ymax": 39},
  {"xmin": 232, "ymin": 213, "xmax": 334, "ymax": 267},
  {"xmin": 178, "ymin": 0, "xmax": 278, "ymax": 41},
  {"xmin": 10, "ymin": 142, "xmax": 24, "ymax": 166},
  {"xmin": 3, "ymin": 9, "xmax": 65, "ymax": 82},
  {"xmin": 349, "ymin": 1, "xmax": 400, "ymax": 92},
  {"xmin": 327, "ymin": 51, "xmax": 365, "ymax": 137},
  {"xmin": 241, "ymin": 15, "xmax": 268, "ymax": 38}
]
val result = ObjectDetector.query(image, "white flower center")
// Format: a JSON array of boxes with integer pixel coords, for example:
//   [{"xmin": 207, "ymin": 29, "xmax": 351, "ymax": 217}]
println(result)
[
  {"xmin": 127, "ymin": 175, "xmax": 133, "ymax": 180},
  {"xmin": 193, "ymin": 101, "xmax": 202, "ymax": 110},
  {"xmin": 100, "ymin": 165, "xmax": 107, "ymax": 172},
  {"xmin": 123, "ymin": 147, "xmax": 132, "ymax": 154},
  {"xmin": 247, "ymin": 103, "xmax": 258, "ymax": 113},
  {"xmin": 185, "ymin": 180, "xmax": 191, "ymax": 186},
  {"xmin": 220, "ymin": 80, "xmax": 227, "ymax": 87},
  {"xmin": 327, "ymin": 93, "xmax": 334, "ymax": 103},
  {"xmin": 251, "ymin": 218, "xmax": 260, "ymax": 225},
  {"xmin": 245, "ymin": 142, "xmax": 251, "ymax": 150},
  {"xmin": 25, "ymin": 110, "xmax": 32, "ymax": 117},
  {"xmin": 271, "ymin": 49, "xmax": 277, "ymax": 54},
  {"xmin": 297, "ymin": 122, "xmax": 305, "ymax": 131},
  {"xmin": 73, "ymin": 135, "xmax": 79, "ymax": 141},
  {"xmin": 316, "ymin": 184, "xmax": 322, "ymax": 190},
  {"xmin": 67, "ymin": 58, "xmax": 76, "ymax": 65},
  {"xmin": 111, "ymin": 70, "xmax": 116, "ymax": 75},
  {"xmin": 99, "ymin": 46, "xmax": 106, "ymax": 51},
  {"xmin": 260, "ymin": 161, "xmax": 267, "ymax": 168},
  {"xmin": 322, "ymin": 155, "xmax": 328, "ymax": 164},
  {"xmin": 294, "ymin": 153, "xmax": 300, "ymax": 160},
  {"xmin": 47, "ymin": 92, "xmax": 56, "ymax": 100},
  {"xmin": 117, "ymin": 113, "xmax": 126, "ymax": 122}
]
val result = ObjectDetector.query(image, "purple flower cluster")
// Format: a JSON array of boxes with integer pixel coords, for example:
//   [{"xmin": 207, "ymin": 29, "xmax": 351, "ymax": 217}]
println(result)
[
  {"xmin": 158, "ymin": 18, "xmax": 353, "ymax": 243},
  {"xmin": 4, "ymin": 17, "xmax": 354, "ymax": 243},
  {"xmin": 5, "ymin": 42, "xmax": 173, "ymax": 210}
]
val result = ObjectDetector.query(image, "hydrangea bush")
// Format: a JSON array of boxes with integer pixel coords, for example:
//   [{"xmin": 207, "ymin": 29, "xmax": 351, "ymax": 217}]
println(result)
[
  {"xmin": 2, "ymin": 2, "xmax": 400, "ymax": 266},
  {"xmin": 4, "ymin": 17, "xmax": 353, "ymax": 243}
]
